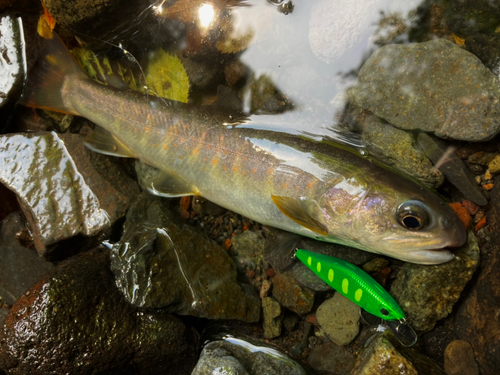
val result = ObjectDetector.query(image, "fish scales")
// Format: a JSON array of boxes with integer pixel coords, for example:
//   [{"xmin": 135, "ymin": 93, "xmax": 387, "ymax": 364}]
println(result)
[
  {"xmin": 66, "ymin": 78, "xmax": 324, "ymax": 228},
  {"xmin": 21, "ymin": 33, "xmax": 467, "ymax": 264}
]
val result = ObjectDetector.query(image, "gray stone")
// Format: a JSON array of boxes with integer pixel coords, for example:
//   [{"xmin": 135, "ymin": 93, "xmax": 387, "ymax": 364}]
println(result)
[
  {"xmin": 391, "ymin": 228, "xmax": 479, "ymax": 332},
  {"xmin": 350, "ymin": 332, "xmax": 445, "ymax": 375},
  {"xmin": 350, "ymin": 39, "xmax": 500, "ymax": 141},
  {"xmin": 0, "ymin": 212, "xmax": 54, "ymax": 307},
  {"xmin": 110, "ymin": 193, "xmax": 260, "ymax": 322},
  {"xmin": 417, "ymin": 133, "xmax": 487, "ymax": 206},
  {"xmin": 0, "ymin": 248, "xmax": 197, "ymax": 374},
  {"xmin": 316, "ymin": 293, "xmax": 360, "ymax": 346},
  {"xmin": 444, "ymin": 340, "xmax": 479, "ymax": 375},
  {"xmin": 351, "ymin": 106, "xmax": 444, "ymax": 188},
  {"xmin": 0, "ymin": 132, "xmax": 139, "ymax": 255},
  {"xmin": 231, "ymin": 230, "xmax": 266, "ymax": 279},
  {"xmin": 262, "ymin": 297, "xmax": 283, "ymax": 339},
  {"xmin": 192, "ymin": 339, "xmax": 307, "ymax": 375}
]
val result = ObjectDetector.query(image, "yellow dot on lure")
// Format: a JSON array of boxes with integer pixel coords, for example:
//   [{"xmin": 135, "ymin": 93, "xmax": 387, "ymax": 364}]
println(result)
[
  {"xmin": 307, "ymin": 257, "xmax": 312, "ymax": 266},
  {"xmin": 342, "ymin": 278, "xmax": 349, "ymax": 294},
  {"xmin": 316, "ymin": 262, "xmax": 321, "ymax": 272},
  {"xmin": 355, "ymin": 289, "xmax": 363, "ymax": 302},
  {"xmin": 328, "ymin": 269, "xmax": 334, "ymax": 282}
]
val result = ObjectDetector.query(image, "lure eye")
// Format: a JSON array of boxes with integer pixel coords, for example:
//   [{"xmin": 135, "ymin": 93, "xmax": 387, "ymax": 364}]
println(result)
[
  {"xmin": 396, "ymin": 201, "xmax": 429, "ymax": 231},
  {"xmin": 380, "ymin": 308, "xmax": 389, "ymax": 317}
]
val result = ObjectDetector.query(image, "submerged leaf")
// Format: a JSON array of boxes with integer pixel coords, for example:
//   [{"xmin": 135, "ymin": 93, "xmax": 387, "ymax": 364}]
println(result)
[
  {"xmin": 143, "ymin": 48, "xmax": 190, "ymax": 103},
  {"xmin": 70, "ymin": 46, "xmax": 189, "ymax": 102},
  {"xmin": 70, "ymin": 48, "xmax": 138, "ymax": 91}
]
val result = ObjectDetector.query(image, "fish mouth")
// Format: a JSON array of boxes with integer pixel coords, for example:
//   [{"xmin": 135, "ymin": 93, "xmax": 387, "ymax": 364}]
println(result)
[
  {"xmin": 401, "ymin": 248, "xmax": 455, "ymax": 265},
  {"xmin": 380, "ymin": 237, "xmax": 459, "ymax": 264}
]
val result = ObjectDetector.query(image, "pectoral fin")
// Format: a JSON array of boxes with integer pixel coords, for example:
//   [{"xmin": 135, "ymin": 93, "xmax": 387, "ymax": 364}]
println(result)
[
  {"xmin": 84, "ymin": 127, "xmax": 136, "ymax": 158},
  {"xmin": 271, "ymin": 195, "xmax": 328, "ymax": 236},
  {"xmin": 145, "ymin": 169, "xmax": 198, "ymax": 198}
]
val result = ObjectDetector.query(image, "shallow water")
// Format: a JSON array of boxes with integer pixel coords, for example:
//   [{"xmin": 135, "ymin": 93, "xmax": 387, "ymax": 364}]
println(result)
[{"xmin": 73, "ymin": 0, "xmax": 426, "ymax": 142}]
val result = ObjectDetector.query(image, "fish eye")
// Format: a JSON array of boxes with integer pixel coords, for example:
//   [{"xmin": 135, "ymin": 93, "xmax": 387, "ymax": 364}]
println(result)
[{"xmin": 396, "ymin": 201, "xmax": 429, "ymax": 231}]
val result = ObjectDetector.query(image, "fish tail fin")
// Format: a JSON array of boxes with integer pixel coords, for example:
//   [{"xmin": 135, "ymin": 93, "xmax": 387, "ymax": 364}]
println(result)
[{"xmin": 19, "ymin": 32, "xmax": 86, "ymax": 115}]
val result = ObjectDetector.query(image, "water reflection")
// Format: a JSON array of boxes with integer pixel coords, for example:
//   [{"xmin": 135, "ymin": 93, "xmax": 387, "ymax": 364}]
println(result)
[{"xmin": 86, "ymin": 0, "xmax": 433, "ymax": 143}]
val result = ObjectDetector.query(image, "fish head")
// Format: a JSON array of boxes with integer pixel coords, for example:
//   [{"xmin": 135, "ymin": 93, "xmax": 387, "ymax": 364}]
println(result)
[{"xmin": 318, "ymin": 176, "xmax": 467, "ymax": 264}]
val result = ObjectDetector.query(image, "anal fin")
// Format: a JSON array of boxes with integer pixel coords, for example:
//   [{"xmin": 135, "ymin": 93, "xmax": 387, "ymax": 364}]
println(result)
[
  {"xmin": 145, "ymin": 169, "xmax": 198, "ymax": 198},
  {"xmin": 84, "ymin": 127, "xmax": 136, "ymax": 158}
]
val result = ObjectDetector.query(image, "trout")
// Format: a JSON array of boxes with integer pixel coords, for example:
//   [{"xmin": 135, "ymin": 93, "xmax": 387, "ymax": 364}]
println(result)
[{"xmin": 21, "ymin": 33, "xmax": 466, "ymax": 264}]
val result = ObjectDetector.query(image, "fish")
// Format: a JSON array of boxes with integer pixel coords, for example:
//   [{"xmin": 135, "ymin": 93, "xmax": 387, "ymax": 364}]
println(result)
[{"xmin": 20, "ymin": 32, "xmax": 467, "ymax": 264}]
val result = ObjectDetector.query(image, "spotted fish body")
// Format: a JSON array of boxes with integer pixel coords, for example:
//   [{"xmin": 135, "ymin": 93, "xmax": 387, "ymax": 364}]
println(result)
[
  {"xmin": 21, "ymin": 33, "xmax": 467, "ymax": 264},
  {"xmin": 296, "ymin": 249, "xmax": 404, "ymax": 320}
]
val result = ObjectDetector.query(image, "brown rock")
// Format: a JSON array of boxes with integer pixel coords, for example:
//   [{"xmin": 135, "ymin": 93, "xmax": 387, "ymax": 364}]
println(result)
[
  {"xmin": 272, "ymin": 272, "xmax": 314, "ymax": 315},
  {"xmin": 449, "ymin": 202, "xmax": 471, "ymax": 229},
  {"xmin": 444, "ymin": 340, "xmax": 479, "ymax": 375},
  {"xmin": 308, "ymin": 342, "xmax": 355, "ymax": 375},
  {"xmin": 462, "ymin": 199, "xmax": 480, "ymax": 216},
  {"xmin": 0, "ymin": 248, "xmax": 196, "ymax": 374},
  {"xmin": 454, "ymin": 181, "xmax": 500, "ymax": 375}
]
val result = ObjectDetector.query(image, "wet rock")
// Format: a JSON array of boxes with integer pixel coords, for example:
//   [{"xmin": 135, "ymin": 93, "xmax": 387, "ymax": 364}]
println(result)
[
  {"xmin": 262, "ymin": 297, "xmax": 283, "ymax": 339},
  {"xmin": 0, "ymin": 132, "xmax": 139, "ymax": 256},
  {"xmin": 362, "ymin": 258, "xmax": 389, "ymax": 273},
  {"xmin": 231, "ymin": 230, "xmax": 266, "ymax": 280},
  {"xmin": 0, "ymin": 212, "xmax": 54, "ymax": 309},
  {"xmin": 308, "ymin": 0, "xmax": 376, "ymax": 64},
  {"xmin": 0, "ymin": 248, "xmax": 197, "ymax": 374},
  {"xmin": 350, "ymin": 331, "xmax": 445, "ymax": 375},
  {"xmin": 468, "ymin": 151, "xmax": 497, "ymax": 166},
  {"xmin": 444, "ymin": 340, "xmax": 479, "ymax": 375},
  {"xmin": 249, "ymin": 74, "xmax": 294, "ymax": 115},
  {"xmin": 350, "ymin": 39, "xmax": 500, "ymax": 141},
  {"xmin": 271, "ymin": 272, "xmax": 314, "ymax": 315},
  {"xmin": 316, "ymin": 293, "xmax": 360, "ymax": 346},
  {"xmin": 417, "ymin": 133, "xmax": 487, "ymax": 206},
  {"xmin": 391, "ymin": 228, "xmax": 479, "ymax": 332},
  {"xmin": 487, "ymin": 155, "xmax": 500, "ymax": 175},
  {"xmin": 465, "ymin": 33, "xmax": 500, "ymax": 77},
  {"xmin": 307, "ymin": 342, "xmax": 356, "ymax": 375},
  {"xmin": 282, "ymin": 312, "xmax": 299, "ymax": 332},
  {"xmin": 453, "ymin": 181, "xmax": 500, "ymax": 375},
  {"xmin": 347, "ymin": 106, "xmax": 444, "ymax": 188},
  {"xmin": 260, "ymin": 279, "xmax": 271, "ymax": 298},
  {"xmin": 110, "ymin": 193, "xmax": 260, "ymax": 322},
  {"xmin": 0, "ymin": 309, "xmax": 7, "ymax": 328},
  {"xmin": 192, "ymin": 338, "xmax": 307, "ymax": 375},
  {"xmin": 444, "ymin": 0, "xmax": 500, "ymax": 37},
  {"xmin": 462, "ymin": 199, "xmax": 480, "ymax": 216},
  {"xmin": 41, "ymin": 0, "xmax": 151, "ymax": 43},
  {"xmin": 0, "ymin": 15, "xmax": 24, "ymax": 109}
]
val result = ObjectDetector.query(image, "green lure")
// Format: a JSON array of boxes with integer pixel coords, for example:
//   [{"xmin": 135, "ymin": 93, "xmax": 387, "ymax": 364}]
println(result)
[
  {"xmin": 296, "ymin": 249, "xmax": 417, "ymax": 346},
  {"xmin": 296, "ymin": 249, "xmax": 403, "ymax": 320}
]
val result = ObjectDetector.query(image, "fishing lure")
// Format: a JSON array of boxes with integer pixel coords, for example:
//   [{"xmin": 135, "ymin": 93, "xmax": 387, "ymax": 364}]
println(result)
[{"xmin": 295, "ymin": 248, "xmax": 417, "ymax": 346}]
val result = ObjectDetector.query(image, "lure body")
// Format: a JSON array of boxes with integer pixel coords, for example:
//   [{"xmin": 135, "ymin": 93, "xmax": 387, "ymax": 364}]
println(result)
[{"xmin": 296, "ymin": 249, "xmax": 404, "ymax": 320}]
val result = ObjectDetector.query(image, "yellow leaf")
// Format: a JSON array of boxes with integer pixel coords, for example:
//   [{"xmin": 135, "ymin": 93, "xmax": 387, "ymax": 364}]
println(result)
[{"xmin": 143, "ymin": 48, "xmax": 190, "ymax": 103}]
